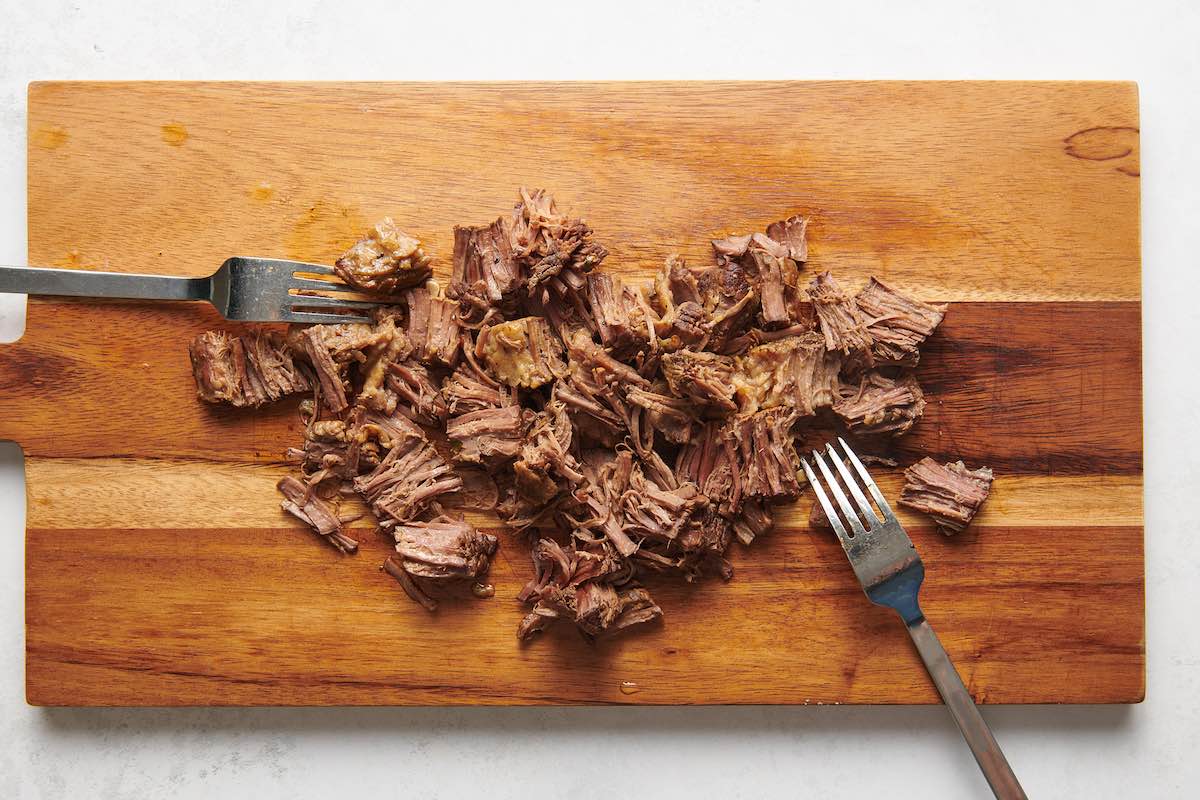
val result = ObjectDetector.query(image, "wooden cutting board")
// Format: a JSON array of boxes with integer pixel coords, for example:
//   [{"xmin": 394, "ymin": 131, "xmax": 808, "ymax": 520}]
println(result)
[{"xmin": 4, "ymin": 82, "xmax": 1143, "ymax": 706}]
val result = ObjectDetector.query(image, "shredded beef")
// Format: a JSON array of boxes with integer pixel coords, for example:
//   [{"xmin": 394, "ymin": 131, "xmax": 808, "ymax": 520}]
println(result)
[
  {"xmin": 833, "ymin": 371, "xmax": 926, "ymax": 437},
  {"xmin": 403, "ymin": 282, "xmax": 462, "ymax": 367},
  {"xmin": 450, "ymin": 218, "xmax": 522, "ymax": 319},
  {"xmin": 192, "ymin": 188, "xmax": 959, "ymax": 645},
  {"xmin": 661, "ymin": 350, "xmax": 738, "ymax": 416},
  {"xmin": 384, "ymin": 516, "xmax": 499, "ymax": 610},
  {"xmin": 354, "ymin": 434, "xmax": 462, "ymax": 525},
  {"xmin": 277, "ymin": 476, "xmax": 359, "ymax": 553},
  {"xmin": 855, "ymin": 278, "xmax": 946, "ymax": 367},
  {"xmin": 446, "ymin": 405, "xmax": 525, "ymax": 466},
  {"xmin": 585, "ymin": 271, "xmax": 653, "ymax": 357},
  {"xmin": 334, "ymin": 218, "xmax": 432, "ymax": 294},
  {"xmin": 899, "ymin": 458, "xmax": 994, "ymax": 534},
  {"xmin": 732, "ymin": 332, "xmax": 841, "ymax": 417},
  {"xmin": 729, "ymin": 408, "xmax": 803, "ymax": 501},
  {"xmin": 808, "ymin": 271, "xmax": 875, "ymax": 372},
  {"xmin": 477, "ymin": 316, "xmax": 566, "ymax": 389},
  {"xmin": 189, "ymin": 330, "xmax": 309, "ymax": 408},
  {"xmin": 509, "ymin": 187, "xmax": 608, "ymax": 296}
]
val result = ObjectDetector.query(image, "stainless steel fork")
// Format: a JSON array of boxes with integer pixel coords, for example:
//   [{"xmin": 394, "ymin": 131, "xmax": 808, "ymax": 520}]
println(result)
[
  {"xmin": 0, "ymin": 258, "xmax": 379, "ymax": 324},
  {"xmin": 802, "ymin": 438, "xmax": 1027, "ymax": 800}
]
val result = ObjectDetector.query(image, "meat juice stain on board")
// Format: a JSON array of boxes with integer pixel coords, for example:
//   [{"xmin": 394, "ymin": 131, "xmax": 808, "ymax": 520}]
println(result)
[
  {"xmin": 161, "ymin": 123, "xmax": 188, "ymax": 146},
  {"xmin": 32, "ymin": 126, "xmax": 68, "ymax": 149},
  {"xmin": 287, "ymin": 200, "xmax": 367, "ymax": 263},
  {"xmin": 250, "ymin": 182, "xmax": 275, "ymax": 203}
]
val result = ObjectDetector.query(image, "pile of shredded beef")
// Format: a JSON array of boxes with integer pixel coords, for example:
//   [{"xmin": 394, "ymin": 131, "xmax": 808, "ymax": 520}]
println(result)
[{"xmin": 188, "ymin": 188, "xmax": 992, "ymax": 642}]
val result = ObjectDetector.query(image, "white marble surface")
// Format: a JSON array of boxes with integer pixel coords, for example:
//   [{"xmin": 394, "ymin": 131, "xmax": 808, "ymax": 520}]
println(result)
[{"xmin": 1, "ymin": 1, "xmax": 1198, "ymax": 797}]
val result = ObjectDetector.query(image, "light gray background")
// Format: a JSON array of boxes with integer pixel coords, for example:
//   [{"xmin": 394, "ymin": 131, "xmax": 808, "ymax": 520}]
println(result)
[{"xmin": 1, "ymin": 1, "xmax": 1196, "ymax": 797}]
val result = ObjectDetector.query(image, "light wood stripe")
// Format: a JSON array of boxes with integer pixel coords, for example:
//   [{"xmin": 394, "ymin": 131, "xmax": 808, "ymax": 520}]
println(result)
[
  {"xmin": 27, "ymin": 81, "xmax": 1138, "ymax": 301},
  {"xmin": 23, "ymin": 456, "xmax": 1142, "ymax": 530}
]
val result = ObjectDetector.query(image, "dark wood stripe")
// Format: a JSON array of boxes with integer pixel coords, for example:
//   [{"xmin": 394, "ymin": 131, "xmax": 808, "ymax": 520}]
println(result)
[{"xmin": 0, "ymin": 299, "xmax": 1142, "ymax": 476}]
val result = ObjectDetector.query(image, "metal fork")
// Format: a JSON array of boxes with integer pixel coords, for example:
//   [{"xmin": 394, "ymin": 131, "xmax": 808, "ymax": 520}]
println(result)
[
  {"xmin": 0, "ymin": 258, "xmax": 378, "ymax": 324},
  {"xmin": 802, "ymin": 438, "xmax": 1027, "ymax": 800}
]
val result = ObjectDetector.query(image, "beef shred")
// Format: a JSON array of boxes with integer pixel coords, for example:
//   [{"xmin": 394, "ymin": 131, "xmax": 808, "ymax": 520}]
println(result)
[
  {"xmin": 384, "ymin": 516, "xmax": 500, "ymax": 611},
  {"xmin": 855, "ymin": 278, "xmax": 946, "ymax": 367},
  {"xmin": 899, "ymin": 458, "xmax": 994, "ymax": 534},
  {"xmin": 189, "ymin": 330, "xmax": 309, "ymax": 408},
  {"xmin": 334, "ymin": 218, "xmax": 433, "ymax": 294},
  {"xmin": 187, "ymin": 188, "xmax": 956, "ymax": 642}
]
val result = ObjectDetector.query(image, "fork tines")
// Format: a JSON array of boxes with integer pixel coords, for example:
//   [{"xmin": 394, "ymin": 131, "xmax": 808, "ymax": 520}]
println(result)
[
  {"xmin": 800, "ymin": 437, "xmax": 897, "ymax": 541},
  {"xmin": 287, "ymin": 263, "xmax": 378, "ymax": 324}
]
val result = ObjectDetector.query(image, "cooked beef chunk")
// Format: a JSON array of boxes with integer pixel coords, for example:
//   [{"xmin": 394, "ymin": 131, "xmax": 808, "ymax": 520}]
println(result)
[
  {"xmin": 585, "ymin": 272, "xmax": 653, "ymax": 357},
  {"xmin": 676, "ymin": 421, "xmax": 740, "ymax": 516},
  {"xmin": 808, "ymin": 271, "xmax": 875, "ymax": 372},
  {"xmin": 385, "ymin": 361, "xmax": 448, "ymax": 426},
  {"xmin": 334, "ymin": 218, "xmax": 432, "ymax": 294},
  {"xmin": 353, "ymin": 434, "xmax": 462, "ymax": 524},
  {"xmin": 729, "ymin": 408, "xmax": 803, "ymax": 501},
  {"xmin": 553, "ymin": 363, "xmax": 629, "ymax": 448},
  {"xmin": 512, "ymin": 401, "xmax": 583, "ymax": 506},
  {"xmin": 286, "ymin": 410, "xmax": 364, "ymax": 485},
  {"xmin": 661, "ymin": 350, "xmax": 738, "ymax": 415},
  {"xmin": 602, "ymin": 450, "xmax": 706, "ymax": 546},
  {"xmin": 450, "ymin": 218, "xmax": 522, "ymax": 320},
  {"xmin": 675, "ymin": 508, "xmax": 735, "ymax": 578},
  {"xmin": 651, "ymin": 256, "xmax": 710, "ymax": 351},
  {"xmin": 732, "ymin": 332, "xmax": 841, "ymax": 417},
  {"xmin": 732, "ymin": 498, "xmax": 774, "ymax": 546},
  {"xmin": 446, "ymin": 405, "xmax": 525, "ymax": 466},
  {"xmin": 277, "ymin": 475, "xmax": 358, "ymax": 553},
  {"xmin": 711, "ymin": 216, "xmax": 809, "ymax": 330},
  {"xmin": 356, "ymin": 316, "xmax": 413, "ymax": 412},
  {"xmin": 403, "ymin": 283, "xmax": 462, "ymax": 367},
  {"xmin": 899, "ymin": 458, "xmax": 994, "ymax": 535},
  {"xmin": 509, "ymin": 188, "xmax": 608, "ymax": 295},
  {"xmin": 564, "ymin": 327, "xmax": 649, "ymax": 390},
  {"xmin": 384, "ymin": 516, "xmax": 499, "ymax": 610},
  {"xmin": 477, "ymin": 317, "xmax": 566, "ymax": 389},
  {"xmin": 297, "ymin": 322, "xmax": 393, "ymax": 414},
  {"xmin": 442, "ymin": 352, "xmax": 516, "ymax": 414},
  {"xmin": 515, "ymin": 536, "xmax": 661, "ymax": 642},
  {"xmin": 696, "ymin": 263, "xmax": 760, "ymax": 353},
  {"xmin": 855, "ymin": 278, "xmax": 946, "ymax": 367},
  {"xmin": 625, "ymin": 384, "xmax": 696, "ymax": 444},
  {"xmin": 808, "ymin": 498, "xmax": 832, "ymax": 530},
  {"xmin": 197, "ymin": 190, "xmax": 957, "ymax": 645},
  {"xmin": 833, "ymin": 371, "xmax": 926, "ymax": 437},
  {"xmin": 765, "ymin": 214, "xmax": 809, "ymax": 262},
  {"xmin": 189, "ymin": 330, "xmax": 310, "ymax": 408}
]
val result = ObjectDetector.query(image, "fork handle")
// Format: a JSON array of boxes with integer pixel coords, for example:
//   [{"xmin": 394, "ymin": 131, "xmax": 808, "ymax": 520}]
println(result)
[
  {"xmin": 0, "ymin": 265, "xmax": 211, "ymax": 302},
  {"xmin": 907, "ymin": 618, "xmax": 1028, "ymax": 800}
]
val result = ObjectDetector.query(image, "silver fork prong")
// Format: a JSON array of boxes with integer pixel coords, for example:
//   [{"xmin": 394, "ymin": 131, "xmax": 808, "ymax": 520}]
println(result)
[
  {"xmin": 800, "ymin": 458, "xmax": 851, "ymax": 542},
  {"xmin": 812, "ymin": 449, "xmax": 867, "ymax": 538},
  {"xmin": 292, "ymin": 264, "xmax": 337, "ymax": 276},
  {"xmin": 289, "ymin": 276, "xmax": 352, "ymax": 292},
  {"xmin": 284, "ymin": 311, "xmax": 374, "ymax": 325},
  {"xmin": 287, "ymin": 293, "xmax": 381, "ymax": 310},
  {"xmin": 826, "ymin": 443, "xmax": 881, "ymax": 530},
  {"xmin": 838, "ymin": 437, "xmax": 897, "ymax": 522}
]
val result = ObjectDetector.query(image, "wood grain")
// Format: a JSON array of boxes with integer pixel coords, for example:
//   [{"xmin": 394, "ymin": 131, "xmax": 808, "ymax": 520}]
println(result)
[
  {"xmin": 0, "ymin": 300, "xmax": 1142, "ymax": 474},
  {"xmin": 25, "ymin": 524, "xmax": 1143, "ymax": 705},
  {"xmin": 7, "ymin": 81, "xmax": 1143, "ymax": 706},
  {"xmin": 25, "ymin": 457, "xmax": 1143, "ymax": 530}
]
